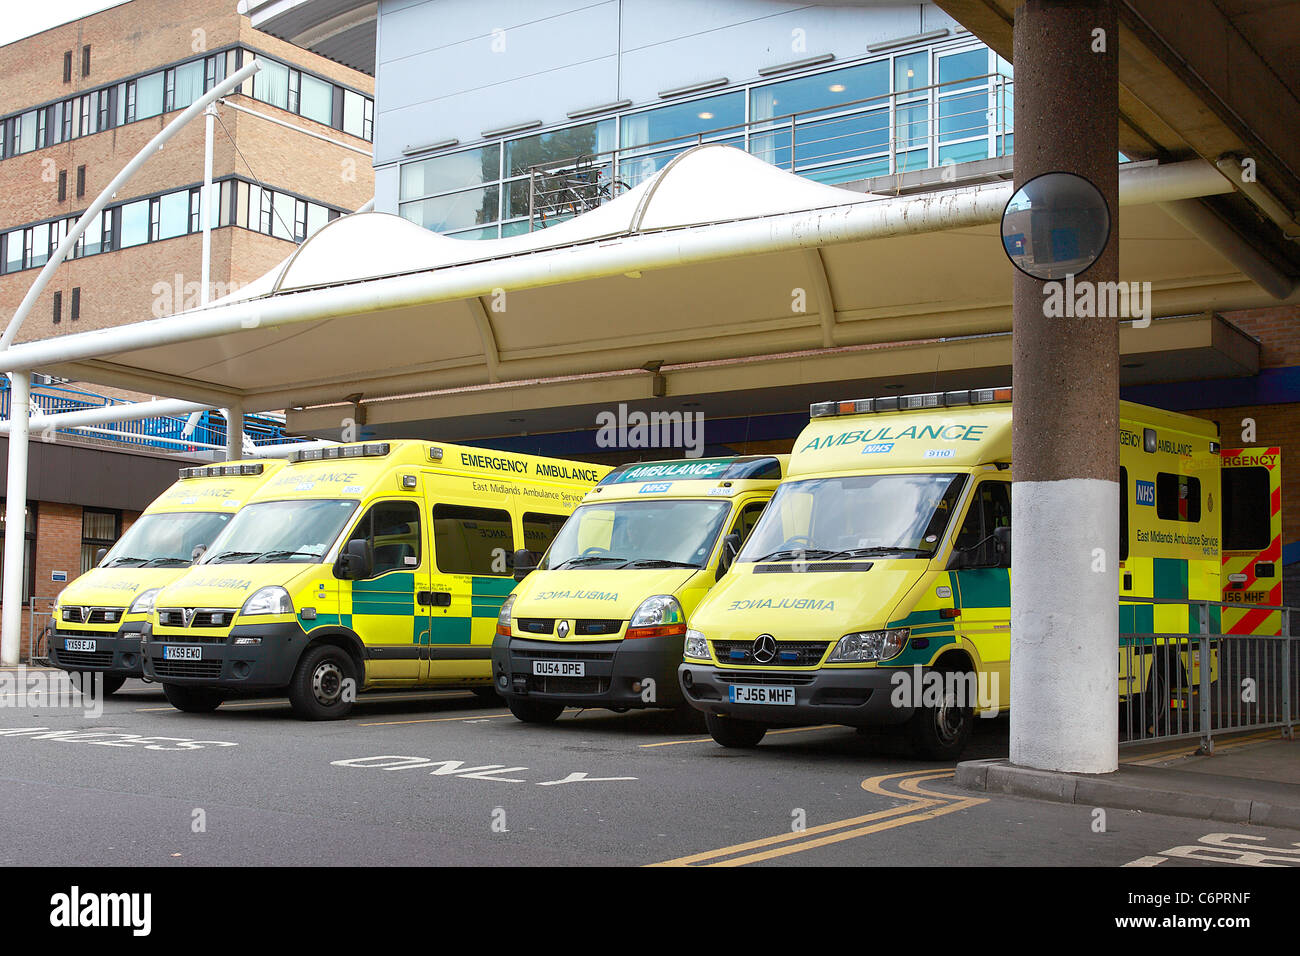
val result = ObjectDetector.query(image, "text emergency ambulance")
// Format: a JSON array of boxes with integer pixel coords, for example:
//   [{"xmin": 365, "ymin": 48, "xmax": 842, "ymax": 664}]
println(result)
[
  {"xmin": 491, "ymin": 456, "xmax": 783, "ymax": 723},
  {"xmin": 48, "ymin": 460, "xmax": 285, "ymax": 694},
  {"xmin": 679, "ymin": 388, "xmax": 1278, "ymax": 758},
  {"xmin": 142, "ymin": 441, "xmax": 607, "ymax": 718}
]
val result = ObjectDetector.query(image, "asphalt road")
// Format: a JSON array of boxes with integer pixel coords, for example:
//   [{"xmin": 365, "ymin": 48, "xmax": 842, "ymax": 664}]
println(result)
[{"xmin": 1, "ymin": 678, "xmax": 1297, "ymax": 869}]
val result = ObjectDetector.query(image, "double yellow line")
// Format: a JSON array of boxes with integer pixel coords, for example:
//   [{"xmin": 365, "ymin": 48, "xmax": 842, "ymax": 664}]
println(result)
[{"xmin": 650, "ymin": 769, "xmax": 986, "ymax": 866}]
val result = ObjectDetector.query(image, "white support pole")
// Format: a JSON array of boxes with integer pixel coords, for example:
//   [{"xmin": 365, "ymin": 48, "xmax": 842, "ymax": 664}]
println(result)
[
  {"xmin": 0, "ymin": 58, "xmax": 262, "ymax": 352},
  {"xmin": 201, "ymin": 103, "xmax": 217, "ymax": 308},
  {"xmin": 224, "ymin": 404, "xmax": 244, "ymax": 461},
  {"xmin": 1, "ymin": 372, "xmax": 31, "ymax": 665}
]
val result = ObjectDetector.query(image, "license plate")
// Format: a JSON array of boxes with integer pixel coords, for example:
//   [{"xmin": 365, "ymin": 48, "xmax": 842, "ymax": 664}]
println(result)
[
  {"xmin": 65, "ymin": 639, "xmax": 96, "ymax": 652},
  {"xmin": 729, "ymin": 684, "xmax": 795, "ymax": 705},
  {"xmin": 163, "ymin": 645, "xmax": 202, "ymax": 661},
  {"xmin": 532, "ymin": 660, "xmax": 584, "ymax": 677}
]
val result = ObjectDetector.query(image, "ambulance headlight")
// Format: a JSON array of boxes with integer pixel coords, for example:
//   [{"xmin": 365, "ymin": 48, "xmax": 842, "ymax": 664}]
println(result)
[
  {"xmin": 629, "ymin": 595, "xmax": 683, "ymax": 628},
  {"xmin": 128, "ymin": 588, "xmax": 162, "ymax": 615},
  {"xmin": 828, "ymin": 628, "xmax": 909, "ymax": 662},
  {"xmin": 497, "ymin": 594, "xmax": 516, "ymax": 637},
  {"xmin": 241, "ymin": 586, "xmax": 293, "ymax": 616},
  {"xmin": 684, "ymin": 629, "xmax": 710, "ymax": 660}
]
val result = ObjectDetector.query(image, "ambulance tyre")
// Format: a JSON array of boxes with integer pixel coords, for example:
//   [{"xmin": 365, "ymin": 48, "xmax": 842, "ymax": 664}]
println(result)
[
  {"xmin": 508, "ymin": 698, "xmax": 564, "ymax": 723},
  {"xmin": 100, "ymin": 674, "xmax": 126, "ymax": 696},
  {"xmin": 163, "ymin": 682, "xmax": 224, "ymax": 713},
  {"xmin": 705, "ymin": 712, "xmax": 767, "ymax": 748},
  {"xmin": 288, "ymin": 644, "xmax": 356, "ymax": 720},
  {"xmin": 907, "ymin": 664, "xmax": 973, "ymax": 760}
]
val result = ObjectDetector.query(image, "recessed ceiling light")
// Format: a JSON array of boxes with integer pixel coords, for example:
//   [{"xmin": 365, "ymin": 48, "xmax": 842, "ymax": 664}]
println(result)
[
  {"xmin": 828, "ymin": 84, "xmax": 845, "ymax": 93},
  {"xmin": 697, "ymin": 112, "xmax": 714, "ymax": 120}
]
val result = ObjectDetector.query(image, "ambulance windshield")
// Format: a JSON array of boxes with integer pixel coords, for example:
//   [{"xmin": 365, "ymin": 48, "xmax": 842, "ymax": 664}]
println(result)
[
  {"xmin": 101, "ymin": 512, "xmax": 233, "ymax": 567},
  {"xmin": 738, "ymin": 473, "xmax": 966, "ymax": 561},
  {"xmin": 542, "ymin": 499, "xmax": 732, "ymax": 570},
  {"xmin": 203, "ymin": 499, "xmax": 359, "ymax": 564}
]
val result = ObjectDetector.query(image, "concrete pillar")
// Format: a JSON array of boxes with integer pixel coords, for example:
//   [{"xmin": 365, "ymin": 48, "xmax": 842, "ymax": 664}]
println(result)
[
  {"xmin": 225, "ymin": 404, "xmax": 244, "ymax": 461},
  {"xmin": 1010, "ymin": 0, "xmax": 1120, "ymax": 772},
  {"xmin": 1, "ymin": 371, "xmax": 31, "ymax": 666}
]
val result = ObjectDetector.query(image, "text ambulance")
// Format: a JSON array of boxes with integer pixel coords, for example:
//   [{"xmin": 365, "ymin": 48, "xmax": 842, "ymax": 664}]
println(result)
[
  {"xmin": 679, "ymin": 388, "xmax": 1276, "ymax": 758},
  {"xmin": 492, "ymin": 456, "xmax": 783, "ymax": 723},
  {"xmin": 142, "ymin": 441, "xmax": 607, "ymax": 718},
  {"xmin": 48, "ymin": 460, "xmax": 285, "ymax": 694}
]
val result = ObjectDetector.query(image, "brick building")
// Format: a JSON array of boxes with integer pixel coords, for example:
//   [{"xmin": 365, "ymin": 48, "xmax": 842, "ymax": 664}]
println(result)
[{"xmin": 0, "ymin": 0, "xmax": 375, "ymax": 658}]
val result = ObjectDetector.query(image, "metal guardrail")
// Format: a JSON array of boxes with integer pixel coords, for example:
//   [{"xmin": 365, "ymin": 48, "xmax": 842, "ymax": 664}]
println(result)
[
  {"xmin": 1119, "ymin": 599, "xmax": 1297, "ymax": 753},
  {"xmin": 527, "ymin": 72, "xmax": 1013, "ymax": 230},
  {"xmin": 0, "ymin": 379, "xmax": 300, "ymax": 453},
  {"xmin": 25, "ymin": 595, "xmax": 55, "ymax": 666}
]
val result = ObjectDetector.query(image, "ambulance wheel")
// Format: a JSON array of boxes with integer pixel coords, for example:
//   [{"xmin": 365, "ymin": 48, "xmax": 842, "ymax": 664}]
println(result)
[
  {"xmin": 508, "ymin": 698, "xmax": 564, "ymax": 723},
  {"xmin": 289, "ymin": 645, "xmax": 356, "ymax": 720},
  {"xmin": 100, "ymin": 674, "xmax": 126, "ymax": 696},
  {"xmin": 907, "ymin": 665, "xmax": 973, "ymax": 760},
  {"xmin": 471, "ymin": 686, "xmax": 501, "ymax": 702},
  {"xmin": 163, "ymin": 683, "xmax": 224, "ymax": 713},
  {"xmin": 705, "ymin": 712, "xmax": 767, "ymax": 748}
]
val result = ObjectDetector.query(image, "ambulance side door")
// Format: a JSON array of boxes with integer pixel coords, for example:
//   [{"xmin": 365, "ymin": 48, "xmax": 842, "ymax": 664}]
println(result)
[
  {"xmin": 949, "ymin": 478, "xmax": 1012, "ymax": 693},
  {"xmin": 343, "ymin": 498, "xmax": 426, "ymax": 683}
]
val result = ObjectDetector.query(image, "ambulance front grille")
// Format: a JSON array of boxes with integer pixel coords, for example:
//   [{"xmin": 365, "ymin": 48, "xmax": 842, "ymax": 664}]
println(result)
[
  {"xmin": 711, "ymin": 671, "xmax": 818, "ymax": 686},
  {"xmin": 59, "ymin": 650, "xmax": 114, "ymax": 667},
  {"xmin": 153, "ymin": 659, "xmax": 223, "ymax": 679},
  {"xmin": 157, "ymin": 608, "xmax": 236, "ymax": 628},
  {"xmin": 516, "ymin": 618, "xmax": 555, "ymax": 634},
  {"xmin": 712, "ymin": 641, "xmax": 830, "ymax": 667},
  {"xmin": 526, "ymin": 676, "xmax": 609, "ymax": 695}
]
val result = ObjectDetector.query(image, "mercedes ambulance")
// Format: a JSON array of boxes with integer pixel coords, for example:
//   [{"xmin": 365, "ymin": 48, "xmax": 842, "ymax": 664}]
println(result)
[
  {"xmin": 141, "ymin": 441, "xmax": 608, "ymax": 718},
  {"xmin": 47, "ymin": 460, "xmax": 285, "ymax": 695},
  {"xmin": 679, "ymin": 388, "xmax": 1272, "ymax": 758},
  {"xmin": 492, "ymin": 456, "xmax": 783, "ymax": 724}
]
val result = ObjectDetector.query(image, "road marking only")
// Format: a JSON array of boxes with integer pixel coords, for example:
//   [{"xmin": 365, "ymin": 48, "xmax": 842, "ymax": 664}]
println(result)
[{"xmin": 650, "ymin": 769, "xmax": 986, "ymax": 866}]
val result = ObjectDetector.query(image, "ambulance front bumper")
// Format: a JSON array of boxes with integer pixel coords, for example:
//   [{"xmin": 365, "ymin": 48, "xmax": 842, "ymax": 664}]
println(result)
[
  {"xmin": 677, "ymin": 662, "xmax": 915, "ymax": 726},
  {"xmin": 492, "ymin": 633, "xmax": 686, "ymax": 708},
  {"xmin": 141, "ymin": 621, "xmax": 306, "ymax": 688},
  {"xmin": 48, "ymin": 622, "xmax": 146, "ymax": 677}
]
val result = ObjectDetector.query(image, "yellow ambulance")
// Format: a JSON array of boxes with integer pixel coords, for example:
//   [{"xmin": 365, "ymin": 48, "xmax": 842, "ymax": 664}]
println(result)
[
  {"xmin": 48, "ymin": 459, "xmax": 285, "ymax": 695},
  {"xmin": 492, "ymin": 456, "xmax": 783, "ymax": 723},
  {"xmin": 679, "ymin": 388, "xmax": 1265, "ymax": 758},
  {"xmin": 141, "ymin": 441, "xmax": 607, "ymax": 718}
]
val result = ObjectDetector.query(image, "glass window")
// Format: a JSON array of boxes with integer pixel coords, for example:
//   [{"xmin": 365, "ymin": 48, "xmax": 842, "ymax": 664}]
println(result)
[
  {"xmin": 505, "ymin": 121, "xmax": 614, "ymax": 177},
  {"xmin": 157, "ymin": 190, "xmax": 189, "ymax": 239},
  {"xmin": 1222, "ymin": 467, "xmax": 1271, "ymax": 551},
  {"xmin": 1156, "ymin": 473, "xmax": 1202, "ymax": 523},
  {"xmin": 953, "ymin": 481, "xmax": 1011, "ymax": 552},
  {"xmin": 81, "ymin": 509, "xmax": 120, "ymax": 573},
  {"xmin": 751, "ymin": 60, "xmax": 888, "ymax": 122},
  {"xmin": 171, "ymin": 59, "xmax": 205, "ymax": 111},
  {"xmin": 272, "ymin": 191, "xmax": 295, "ymax": 240},
  {"xmin": 300, "ymin": 73, "xmax": 333, "ymax": 125},
  {"xmin": 445, "ymin": 224, "xmax": 500, "ymax": 240},
  {"xmin": 345, "ymin": 500, "xmax": 422, "ymax": 576},
  {"xmin": 18, "ymin": 111, "xmax": 37, "ymax": 153},
  {"xmin": 4, "ymin": 231, "xmax": 22, "ymax": 272},
  {"xmin": 543, "ymin": 499, "xmax": 731, "ymax": 569},
  {"xmin": 100, "ymin": 511, "xmax": 232, "ymax": 568},
  {"xmin": 620, "ymin": 92, "xmax": 744, "ymax": 153},
  {"xmin": 938, "ymin": 91, "xmax": 987, "ymax": 145},
  {"xmin": 342, "ymin": 88, "xmax": 364, "ymax": 137},
  {"xmin": 938, "ymin": 48, "xmax": 989, "ymax": 91},
  {"xmin": 894, "ymin": 51, "xmax": 929, "ymax": 96},
  {"xmin": 79, "ymin": 212, "xmax": 106, "ymax": 256},
  {"xmin": 203, "ymin": 499, "xmax": 359, "ymax": 564},
  {"xmin": 729, "ymin": 501, "xmax": 768, "ymax": 543},
  {"xmin": 254, "ymin": 58, "xmax": 290, "ymax": 110},
  {"xmin": 522, "ymin": 512, "xmax": 568, "ymax": 557},
  {"xmin": 135, "ymin": 72, "xmax": 164, "ymax": 119},
  {"xmin": 400, "ymin": 185, "xmax": 499, "ymax": 233},
  {"xmin": 119, "ymin": 199, "xmax": 150, "ymax": 248},
  {"xmin": 305, "ymin": 202, "xmax": 329, "ymax": 238},
  {"xmin": 401, "ymin": 144, "xmax": 500, "ymax": 200},
  {"xmin": 432, "ymin": 504, "xmax": 514, "ymax": 575},
  {"xmin": 28, "ymin": 223, "xmax": 50, "ymax": 269}
]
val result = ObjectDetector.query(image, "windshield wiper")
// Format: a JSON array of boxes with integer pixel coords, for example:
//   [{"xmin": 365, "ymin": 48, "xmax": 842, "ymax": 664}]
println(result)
[
  {"xmin": 253, "ymin": 550, "xmax": 322, "ymax": 563},
  {"xmin": 820, "ymin": 546, "xmax": 932, "ymax": 559},
  {"xmin": 625, "ymin": 558, "xmax": 701, "ymax": 569},
  {"xmin": 751, "ymin": 548, "xmax": 835, "ymax": 563},
  {"xmin": 551, "ymin": 555, "xmax": 631, "ymax": 570},
  {"xmin": 104, "ymin": 556, "xmax": 149, "ymax": 567},
  {"xmin": 205, "ymin": 550, "xmax": 261, "ymax": 564},
  {"xmin": 140, "ymin": 557, "xmax": 191, "ymax": 568}
]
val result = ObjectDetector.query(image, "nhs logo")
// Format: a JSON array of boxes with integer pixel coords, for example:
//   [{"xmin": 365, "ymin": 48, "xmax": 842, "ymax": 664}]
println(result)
[
  {"xmin": 1135, "ymin": 480, "xmax": 1155, "ymax": 506},
  {"xmin": 860, "ymin": 442, "xmax": 895, "ymax": 455}
]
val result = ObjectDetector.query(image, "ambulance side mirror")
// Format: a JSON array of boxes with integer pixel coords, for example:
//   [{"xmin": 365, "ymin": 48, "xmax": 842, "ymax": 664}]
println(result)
[
  {"xmin": 993, "ymin": 526, "xmax": 1011, "ymax": 567},
  {"xmin": 716, "ymin": 533, "xmax": 743, "ymax": 579},
  {"xmin": 513, "ymin": 548, "xmax": 538, "ymax": 582},
  {"xmin": 335, "ymin": 539, "xmax": 372, "ymax": 580},
  {"xmin": 95, "ymin": 547, "xmax": 108, "ymax": 564}
]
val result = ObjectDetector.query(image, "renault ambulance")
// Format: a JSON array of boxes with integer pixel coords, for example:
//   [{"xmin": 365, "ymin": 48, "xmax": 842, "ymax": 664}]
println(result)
[
  {"xmin": 48, "ymin": 459, "xmax": 285, "ymax": 694},
  {"xmin": 492, "ymin": 456, "xmax": 783, "ymax": 724},
  {"xmin": 680, "ymin": 388, "xmax": 1270, "ymax": 758},
  {"xmin": 142, "ymin": 441, "xmax": 607, "ymax": 718}
]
